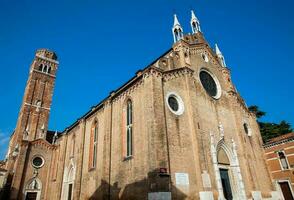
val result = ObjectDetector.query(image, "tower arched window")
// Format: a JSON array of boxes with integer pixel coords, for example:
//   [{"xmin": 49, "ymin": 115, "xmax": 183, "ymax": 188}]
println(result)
[
  {"xmin": 126, "ymin": 100, "xmax": 133, "ymax": 157},
  {"xmin": 38, "ymin": 64, "xmax": 43, "ymax": 71},
  {"xmin": 48, "ymin": 67, "xmax": 51, "ymax": 74},
  {"xmin": 192, "ymin": 22, "xmax": 197, "ymax": 32},
  {"xmin": 278, "ymin": 151, "xmax": 289, "ymax": 170},
  {"xmin": 89, "ymin": 120, "xmax": 98, "ymax": 169},
  {"xmin": 43, "ymin": 65, "xmax": 47, "ymax": 73}
]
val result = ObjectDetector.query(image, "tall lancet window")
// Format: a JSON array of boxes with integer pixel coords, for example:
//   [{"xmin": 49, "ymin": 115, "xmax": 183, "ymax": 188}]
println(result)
[
  {"xmin": 126, "ymin": 100, "xmax": 133, "ymax": 157},
  {"xmin": 278, "ymin": 151, "xmax": 289, "ymax": 170},
  {"xmin": 89, "ymin": 120, "xmax": 98, "ymax": 169}
]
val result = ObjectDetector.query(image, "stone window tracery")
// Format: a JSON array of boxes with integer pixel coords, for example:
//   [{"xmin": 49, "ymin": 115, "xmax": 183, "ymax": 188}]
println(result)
[{"xmin": 126, "ymin": 100, "xmax": 133, "ymax": 157}]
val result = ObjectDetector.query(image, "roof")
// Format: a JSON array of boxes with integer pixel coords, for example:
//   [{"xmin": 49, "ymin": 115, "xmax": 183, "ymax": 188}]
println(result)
[
  {"xmin": 264, "ymin": 132, "xmax": 294, "ymax": 148},
  {"xmin": 267, "ymin": 132, "xmax": 294, "ymax": 144},
  {"xmin": 46, "ymin": 130, "xmax": 62, "ymax": 144}
]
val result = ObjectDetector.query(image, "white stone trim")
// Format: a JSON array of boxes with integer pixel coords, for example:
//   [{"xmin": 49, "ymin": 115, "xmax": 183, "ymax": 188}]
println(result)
[
  {"xmin": 210, "ymin": 133, "xmax": 225, "ymax": 200},
  {"xmin": 61, "ymin": 160, "xmax": 76, "ymax": 200},
  {"xmin": 36, "ymin": 55, "xmax": 59, "ymax": 64}
]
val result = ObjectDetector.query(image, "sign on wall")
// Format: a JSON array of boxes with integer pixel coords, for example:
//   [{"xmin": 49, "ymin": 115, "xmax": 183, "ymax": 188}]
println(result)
[{"xmin": 175, "ymin": 173, "xmax": 189, "ymax": 185}]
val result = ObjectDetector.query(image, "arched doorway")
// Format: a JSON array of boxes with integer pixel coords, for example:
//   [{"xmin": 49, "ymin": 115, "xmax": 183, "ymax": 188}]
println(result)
[
  {"xmin": 217, "ymin": 147, "xmax": 233, "ymax": 200},
  {"xmin": 24, "ymin": 178, "xmax": 42, "ymax": 200},
  {"xmin": 62, "ymin": 164, "xmax": 75, "ymax": 200}
]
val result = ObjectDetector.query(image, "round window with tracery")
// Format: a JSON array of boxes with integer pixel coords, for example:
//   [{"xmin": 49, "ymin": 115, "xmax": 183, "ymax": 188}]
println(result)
[
  {"xmin": 32, "ymin": 156, "xmax": 44, "ymax": 168},
  {"xmin": 199, "ymin": 70, "xmax": 221, "ymax": 99}
]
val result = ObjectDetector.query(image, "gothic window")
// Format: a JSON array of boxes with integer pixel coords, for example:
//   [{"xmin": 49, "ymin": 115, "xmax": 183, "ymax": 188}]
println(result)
[
  {"xmin": 89, "ymin": 120, "xmax": 98, "ymax": 169},
  {"xmin": 126, "ymin": 100, "xmax": 133, "ymax": 157},
  {"xmin": 38, "ymin": 64, "xmax": 43, "ymax": 71},
  {"xmin": 278, "ymin": 151, "xmax": 289, "ymax": 170},
  {"xmin": 43, "ymin": 65, "xmax": 48, "ymax": 73},
  {"xmin": 199, "ymin": 70, "xmax": 221, "ymax": 99},
  {"xmin": 48, "ymin": 67, "xmax": 51, "ymax": 74}
]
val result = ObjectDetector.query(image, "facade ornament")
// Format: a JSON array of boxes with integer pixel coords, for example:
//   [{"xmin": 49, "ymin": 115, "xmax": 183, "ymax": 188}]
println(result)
[
  {"xmin": 12, "ymin": 144, "xmax": 19, "ymax": 158},
  {"xmin": 39, "ymin": 124, "xmax": 45, "ymax": 138},
  {"xmin": 52, "ymin": 131, "xmax": 58, "ymax": 144},
  {"xmin": 218, "ymin": 122, "xmax": 224, "ymax": 138},
  {"xmin": 33, "ymin": 169, "xmax": 38, "ymax": 177},
  {"xmin": 23, "ymin": 125, "xmax": 29, "ymax": 140},
  {"xmin": 36, "ymin": 100, "xmax": 42, "ymax": 112},
  {"xmin": 191, "ymin": 10, "xmax": 201, "ymax": 33}
]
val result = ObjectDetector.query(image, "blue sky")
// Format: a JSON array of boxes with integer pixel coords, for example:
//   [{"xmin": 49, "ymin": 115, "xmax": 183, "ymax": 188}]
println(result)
[{"xmin": 0, "ymin": 0, "xmax": 293, "ymax": 159}]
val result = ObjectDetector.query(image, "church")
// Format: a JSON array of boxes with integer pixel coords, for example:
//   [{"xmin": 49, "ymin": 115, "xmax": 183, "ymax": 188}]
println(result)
[{"xmin": 3, "ymin": 11, "xmax": 281, "ymax": 200}]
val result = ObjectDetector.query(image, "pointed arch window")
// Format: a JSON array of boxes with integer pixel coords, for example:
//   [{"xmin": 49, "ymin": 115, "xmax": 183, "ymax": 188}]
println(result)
[
  {"xmin": 278, "ymin": 151, "xmax": 289, "ymax": 170},
  {"xmin": 89, "ymin": 120, "xmax": 98, "ymax": 169},
  {"xmin": 38, "ymin": 64, "xmax": 43, "ymax": 71},
  {"xmin": 43, "ymin": 65, "xmax": 48, "ymax": 73},
  {"xmin": 126, "ymin": 100, "xmax": 133, "ymax": 157}
]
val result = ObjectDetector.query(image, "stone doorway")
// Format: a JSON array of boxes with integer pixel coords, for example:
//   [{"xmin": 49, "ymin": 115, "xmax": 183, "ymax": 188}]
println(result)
[
  {"xmin": 24, "ymin": 178, "xmax": 41, "ymax": 200},
  {"xmin": 220, "ymin": 168, "xmax": 233, "ymax": 200},
  {"xmin": 279, "ymin": 181, "xmax": 294, "ymax": 200},
  {"xmin": 25, "ymin": 192, "xmax": 37, "ymax": 200}
]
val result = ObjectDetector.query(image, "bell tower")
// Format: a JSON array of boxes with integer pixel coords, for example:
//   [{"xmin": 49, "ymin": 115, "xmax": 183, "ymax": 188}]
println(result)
[
  {"xmin": 5, "ymin": 49, "xmax": 58, "ymax": 200},
  {"xmin": 15, "ymin": 49, "xmax": 58, "ymax": 142}
]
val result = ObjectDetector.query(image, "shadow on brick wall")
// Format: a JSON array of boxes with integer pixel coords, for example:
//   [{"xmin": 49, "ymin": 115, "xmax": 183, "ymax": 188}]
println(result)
[{"xmin": 89, "ymin": 169, "xmax": 187, "ymax": 200}]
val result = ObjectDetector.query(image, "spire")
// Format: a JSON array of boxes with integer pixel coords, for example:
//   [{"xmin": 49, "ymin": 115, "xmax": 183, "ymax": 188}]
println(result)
[
  {"xmin": 191, "ymin": 10, "xmax": 201, "ymax": 33},
  {"xmin": 173, "ymin": 14, "xmax": 181, "ymax": 27},
  {"xmin": 215, "ymin": 44, "xmax": 227, "ymax": 67},
  {"xmin": 172, "ymin": 14, "xmax": 184, "ymax": 43}
]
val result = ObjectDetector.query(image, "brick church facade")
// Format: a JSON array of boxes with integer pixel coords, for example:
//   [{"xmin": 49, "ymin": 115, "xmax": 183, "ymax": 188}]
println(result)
[{"xmin": 3, "ymin": 11, "xmax": 281, "ymax": 200}]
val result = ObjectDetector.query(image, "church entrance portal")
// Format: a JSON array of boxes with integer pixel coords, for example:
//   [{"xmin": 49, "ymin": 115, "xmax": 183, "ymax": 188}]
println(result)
[{"xmin": 220, "ymin": 168, "xmax": 233, "ymax": 200}]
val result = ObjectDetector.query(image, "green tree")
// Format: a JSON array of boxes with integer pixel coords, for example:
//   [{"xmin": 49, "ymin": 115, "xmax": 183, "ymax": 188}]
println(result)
[{"xmin": 248, "ymin": 105, "xmax": 293, "ymax": 143}]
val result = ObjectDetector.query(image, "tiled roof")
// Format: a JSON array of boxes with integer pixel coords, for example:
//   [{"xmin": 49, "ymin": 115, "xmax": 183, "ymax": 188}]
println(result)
[
  {"xmin": 264, "ymin": 132, "xmax": 294, "ymax": 148},
  {"xmin": 267, "ymin": 132, "xmax": 294, "ymax": 143}
]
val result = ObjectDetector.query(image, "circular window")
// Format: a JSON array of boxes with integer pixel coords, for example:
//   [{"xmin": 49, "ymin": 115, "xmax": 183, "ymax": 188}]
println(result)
[
  {"xmin": 166, "ymin": 92, "xmax": 184, "ymax": 115},
  {"xmin": 199, "ymin": 70, "xmax": 221, "ymax": 99},
  {"xmin": 32, "ymin": 156, "xmax": 44, "ymax": 168}
]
